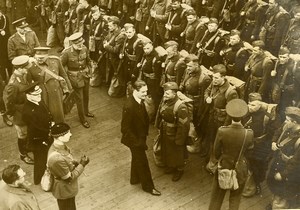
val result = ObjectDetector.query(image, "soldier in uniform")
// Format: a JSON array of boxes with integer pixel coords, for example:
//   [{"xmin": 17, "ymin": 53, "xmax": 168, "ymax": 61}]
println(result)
[
  {"xmin": 27, "ymin": 47, "xmax": 72, "ymax": 123},
  {"xmin": 52, "ymin": 0, "xmax": 69, "ymax": 48},
  {"xmin": 260, "ymin": 0, "xmax": 290, "ymax": 56},
  {"xmin": 180, "ymin": 9, "xmax": 202, "ymax": 52},
  {"xmin": 139, "ymin": 41, "xmax": 163, "ymax": 113},
  {"xmin": 195, "ymin": 18, "xmax": 226, "ymax": 69},
  {"xmin": 103, "ymin": 16, "xmax": 126, "ymax": 85},
  {"xmin": 61, "ymin": 32, "xmax": 94, "ymax": 128},
  {"xmin": 283, "ymin": 7, "xmax": 300, "ymax": 54},
  {"xmin": 155, "ymin": 82, "xmax": 190, "ymax": 182},
  {"xmin": 161, "ymin": 40, "xmax": 186, "ymax": 86},
  {"xmin": 266, "ymin": 106, "xmax": 300, "ymax": 209},
  {"xmin": 7, "ymin": 17, "xmax": 40, "ymax": 61},
  {"xmin": 203, "ymin": 64, "xmax": 238, "ymax": 167},
  {"xmin": 5, "ymin": 55, "xmax": 34, "ymax": 164},
  {"xmin": 76, "ymin": 0, "xmax": 91, "ymax": 48},
  {"xmin": 64, "ymin": 0, "xmax": 79, "ymax": 37},
  {"xmin": 179, "ymin": 54, "xmax": 211, "ymax": 153},
  {"xmin": 208, "ymin": 99, "xmax": 254, "ymax": 210},
  {"xmin": 270, "ymin": 47, "xmax": 300, "ymax": 118},
  {"xmin": 220, "ymin": 30, "xmax": 250, "ymax": 80},
  {"xmin": 22, "ymin": 83, "xmax": 53, "ymax": 185},
  {"xmin": 152, "ymin": 0, "xmax": 187, "ymax": 44},
  {"xmin": 120, "ymin": 23, "xmax": 144, "ymax": 85},
  {"xmin": 244, "ymin": 40, "xmax": 274, "ymax": 103},
  {"xmin": 5, "ymin": 0, "xmax": 28, "ymax": 32},
  {"xmin": 146, "ymin": 0, "xmax": 167, "ymax": 46}
]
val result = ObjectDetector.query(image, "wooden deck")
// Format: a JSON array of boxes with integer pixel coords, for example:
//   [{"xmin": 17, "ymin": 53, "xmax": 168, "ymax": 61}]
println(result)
[{"xmin": 0, "ymin": 85, "xmax": 272, "ymax": 210}]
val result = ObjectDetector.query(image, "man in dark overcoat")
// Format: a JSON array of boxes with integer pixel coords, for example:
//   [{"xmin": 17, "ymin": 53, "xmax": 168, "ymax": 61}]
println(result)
[
  {"xmin": 208, "ymin": 99, "xmax": 254, "ymax": 210},
  {"xmin": 22, "ymin": 82, "xmax": 53, "ymax": 185},
  {"xmin": 121, "ymin": 80, "xmax": 161, "ymax": 196}
]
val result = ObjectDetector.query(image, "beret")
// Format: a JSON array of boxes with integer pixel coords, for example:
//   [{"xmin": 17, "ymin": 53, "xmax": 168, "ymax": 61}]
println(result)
[
  {"xmin": 226, "ymin": 99, "xmax": 248, "ymax": 118},
  {"xmin": 285, "ymin": 106, "xmax": 300, "ymax": 123},
  {"xmin": 22, "ymin": 82, "xmax": 41, "ymax": 94},
  {"xmin": 51, "ymin": 123, "xmax": 71, "ymax": 138},
  {"xmin": 208, "ymin": 18, "xmax": 218, "ymax": 25}
]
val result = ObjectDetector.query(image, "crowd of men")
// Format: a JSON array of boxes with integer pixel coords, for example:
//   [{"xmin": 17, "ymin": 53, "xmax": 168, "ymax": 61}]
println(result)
[{"xmin": 0, "ymin": 0, "xmax": 300, "ymax": 209}]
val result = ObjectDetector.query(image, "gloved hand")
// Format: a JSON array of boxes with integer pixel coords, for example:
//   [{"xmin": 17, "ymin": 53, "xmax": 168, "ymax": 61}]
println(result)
[{"xmin": 80, "ymin": 155, "xmax": 90, "ymax": 167}]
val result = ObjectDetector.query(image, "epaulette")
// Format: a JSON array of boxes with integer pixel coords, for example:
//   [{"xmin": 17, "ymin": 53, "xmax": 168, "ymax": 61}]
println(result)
[
  {"xmin": 48, "ymin": 55, "xmax": 60, "ymax": 60},
  {"xmin": 62, "ymin": 46, "xmax": 72, "ymax": 53}
]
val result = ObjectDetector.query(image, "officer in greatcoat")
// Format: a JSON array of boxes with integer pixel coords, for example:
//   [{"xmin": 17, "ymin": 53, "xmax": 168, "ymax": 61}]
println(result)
[
  {"xmin": 27, "ymin": 47, "xmax": 72, "ymax": 123},
  {"xmin": 208, "ymin": 99, "xmax": 254, "ymax": 210},
  {"xmin": 7, "ymin": 17, "xmax": 40, "ymax": 61},
  {"xmin": 61, "ymin": 32, "xmax": 94, "ymax": 128},
  {"xmin": 155, "ymin": 82, "xmax": 190, "ymax": 182}
]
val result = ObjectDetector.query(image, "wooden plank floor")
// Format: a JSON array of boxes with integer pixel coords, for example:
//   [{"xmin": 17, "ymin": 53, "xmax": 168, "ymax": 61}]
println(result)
[{"xmin": 0, "ymin": 85, "xmax": 273, "ymax": 210}]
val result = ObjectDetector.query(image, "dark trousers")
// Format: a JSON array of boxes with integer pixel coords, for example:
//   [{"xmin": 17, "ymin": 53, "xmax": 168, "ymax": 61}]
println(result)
[
  {"xmin": 33, "ymin": 143, "xmax": 49, "ymax": 185},
  {"xmin": 74, "ymin": 81, "xmax": 90, "ymax": 123},
  {"xmin": 129, "ymin": 147, "xmax": 154, "ymax": 192},
  {"xmin": 209, "ymin": 173, "xmax": 244, "ymax": 210},
  {"xmin": 57, "ymin": 197, "xmax": 76, "ymax": 210}
]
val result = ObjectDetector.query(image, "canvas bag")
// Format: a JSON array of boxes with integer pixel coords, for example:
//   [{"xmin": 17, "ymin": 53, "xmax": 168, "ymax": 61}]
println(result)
[
  {"xmin": 41, "ymin": 151, "xmax": 58, "ymax": 192},
  {"xmin": 218, "ymin": 130, "xmax": 247, "ymax": 190}
]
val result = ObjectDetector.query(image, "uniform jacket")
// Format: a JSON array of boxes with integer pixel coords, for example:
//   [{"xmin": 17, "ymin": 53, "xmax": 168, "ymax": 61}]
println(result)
[
  {"xmin": 7, "ymin": 30, "xmax": 40, "ymax": 60},
  {"xmin": 283, "ymin": 19, "xmax": 300, "ymax": 54},
  {"xmin": 27, "ymin": 56, "xmax": 72, "ymax": 123},
  {"xmin": 121, "ymin": 95, "xmax": 149, "ymax": 149},
  {"xmin": 221, "ymin": 41, "xmax": 250, "ymax": 80},
  {"xmin": 48, "ymin": 142, "xmax": 85, "ymax": 199},
  {"xmin": 146, "ymin": 0, "xmax": 166, "ymax": 40},
  {"xmin": 0, "ymin": 181, "xmax": 40, "ymax": 210},
  {"xmin": 155, "ymin": 96, "xmax": 190, "ymax": 146},
  {"xmin": 164, "ymin": 54, "xmax": 186, "ymax": 86},
  {"xmin": 245, "ymin": 52, "xmax": 274, "ymax": 101},
  {"xmin": 5, "ymin": 72, "xmax": 29, "ymax": 125},
  {"xmin": 263, "ymin": 6, "xmax": 290, "ymax": 54},
  {"xmin": 155, "ymin": 6, "xmax": 187, "ymax": 41},
  {"xmin": 214, "ymin": 123, "xmax": 254, "ymax": 185},
  {"xmin": 104, "ymin": 28, "xmax": 126, "ymax": 60},
  {"xmin": 204, "ymin": 79, "xmax": 239, "ymax": 125},
  {"xmin": 140, "ymin": 50, "xmax": 162, "ymax": 80},
  {"xmin": 61, "ymin": 45, "xmax": 91, "ymax": 88}
]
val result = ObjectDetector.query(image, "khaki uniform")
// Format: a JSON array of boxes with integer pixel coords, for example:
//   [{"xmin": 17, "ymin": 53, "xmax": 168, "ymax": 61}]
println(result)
[
  {"xmin": 7, "ymin": 30, "xmax": 40, "ymax": 60},
  {"xmin": 162, "ymin": 54, "xmax": 186, "ymax": 86},
  {"xmin": 61, "ymin": 45, "xmax": 91, "ymax": 123}
]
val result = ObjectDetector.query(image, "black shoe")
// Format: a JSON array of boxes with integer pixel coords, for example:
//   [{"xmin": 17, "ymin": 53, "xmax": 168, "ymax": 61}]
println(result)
[
  {"xmin": 150, "ymin": 188, "xmax": 161, "ymax": 196},
  {"xmin": 82, "ymin": 121, "xmax": 90, "ymax": 128},
  {"xmin": 172, "ymin": 170, "xmax": 184, "ymax": 182},
  {"xmin": 3, "ymin": 115, "xmax": 13, "ymax": 127},
  {"xmin": 255, "ymin": 184, "xmax": 261, "ymax": 195},
  {"xmin": 20, "ymin": 155, "xmax": 34, "ymax": 165},
  {"xmin": 86, "ymin": 112, "xmax": 94, "ymax": 118}
]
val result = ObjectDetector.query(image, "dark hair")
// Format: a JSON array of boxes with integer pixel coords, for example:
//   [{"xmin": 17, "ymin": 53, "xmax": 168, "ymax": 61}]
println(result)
[
  {"xmin": 2, "ymin": 164, "xmax": 21, "ymax": 184},
  {"xmin": 212, "ymin": 64, "xmax": 227, "ymax": 76},
  {"xmin": 132, "ymin": 80, "xmax": 147, "ymax": 91}
]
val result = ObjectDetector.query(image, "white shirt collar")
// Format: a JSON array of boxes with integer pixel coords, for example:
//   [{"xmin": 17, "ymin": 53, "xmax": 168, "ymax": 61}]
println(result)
[{"xmin": 132, "ymin": 92, "xmax": 142, "ymax": 104}]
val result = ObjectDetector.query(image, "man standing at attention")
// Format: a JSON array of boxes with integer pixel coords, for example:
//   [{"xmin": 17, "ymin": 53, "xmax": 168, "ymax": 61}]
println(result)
[{"xmin": 121, "ymin": 80, "xmax": 161, "ymax": 196}]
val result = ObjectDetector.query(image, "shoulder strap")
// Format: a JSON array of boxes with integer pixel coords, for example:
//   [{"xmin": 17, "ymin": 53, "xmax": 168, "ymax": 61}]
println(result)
[
  {"xmin": 34, "ymin": 61, "xmax": 61, "ymax": 80},
  {"xmin": 235, "ymin": 129, "xmax": 247, "ymax": 169},
  {"xmin": 225, "ymin": 84, "xmax": 236, "ymax": 100},
  {"xmin": 173, "ymin": 99, "xmax": 183, "ymax": 119}
]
